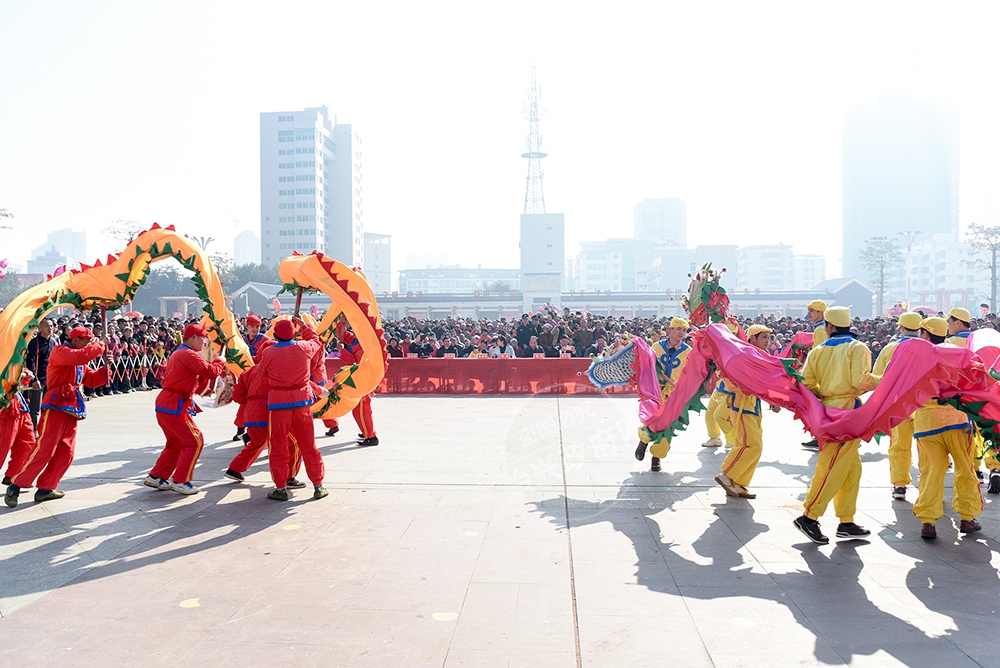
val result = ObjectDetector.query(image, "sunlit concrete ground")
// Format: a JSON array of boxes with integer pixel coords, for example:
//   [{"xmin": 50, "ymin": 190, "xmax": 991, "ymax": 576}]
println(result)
[{"xmin": 1, "ymin": 391, "xmax": 999, "ymax": 667}]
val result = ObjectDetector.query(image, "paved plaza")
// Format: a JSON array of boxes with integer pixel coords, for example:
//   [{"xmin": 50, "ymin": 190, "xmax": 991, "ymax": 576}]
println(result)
[{"xmin": 1, "ymin": 392, "xmax": 999, "ymax": 667}]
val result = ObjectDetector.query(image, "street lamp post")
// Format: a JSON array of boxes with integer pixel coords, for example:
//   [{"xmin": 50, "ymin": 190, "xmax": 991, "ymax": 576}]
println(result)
[{"xmin": 898, "ymin": 230, "xmax": 922, "ymax": 308}]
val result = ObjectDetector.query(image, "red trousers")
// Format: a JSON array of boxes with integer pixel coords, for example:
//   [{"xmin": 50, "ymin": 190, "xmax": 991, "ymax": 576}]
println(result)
[
  {"xmin": 353, "ymin": 395, "xmax": 375, "ymax": 438},
  {"xmin": 268, "ymin": 407, "xmax": 324, "ymax": 487},
  {"xmin": 13, "ymin": 409, "xmax": 79, "ymax": 490},
  {"xmin": 228, "ymin": 426, "xmax": 301, "ymax": 476},
  {"xmin": 0, "ymin": 410, "xmax": 35, "ymax": 479},
  {"xmin": 150, "ymin": 411, "xmax": 205, "ymax": 484}
]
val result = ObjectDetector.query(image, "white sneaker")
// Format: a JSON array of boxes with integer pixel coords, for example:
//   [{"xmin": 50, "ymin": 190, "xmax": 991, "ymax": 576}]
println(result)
[
  {"xmin": 170, "ymin": 481, "xmax": 200, "ymax": 495},
  {"xmin": 724, "ymin": 441, "xmax": 735, "ymax": 449},
  {"xmin": 144, "ymin": 475, "xmax": 170, "ymax": 490},
  {"xmin": 702, "ymin": 437, "xmax": 723, "ymax": 447}
]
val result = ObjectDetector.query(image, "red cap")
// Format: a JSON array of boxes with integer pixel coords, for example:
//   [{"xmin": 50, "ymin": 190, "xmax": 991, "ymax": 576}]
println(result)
[
  {"xmin": 68, "ymin": 326, "xmax": 94, "ymax": 340},
  {"xmin": 273, "ymin": 319, "xmax": 295, "ymax": 341},
  {"xmin": 246, "ymin": 315, "xmax": 262, "ymax": 326},
  {"xmin": 184, "ymin": 324, "xmax": 208, "ymax": 339}
]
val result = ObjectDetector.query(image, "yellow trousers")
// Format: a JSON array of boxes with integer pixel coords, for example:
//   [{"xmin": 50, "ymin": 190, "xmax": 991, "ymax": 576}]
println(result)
[
  {"xmin": 914, "ymin": 429, "xmax": 982, "ymax": 523},
  {"xmin": 888, "ymin": 418, "xmax": 914, "ymax": 486},
  {"xmin": 720, "ymin": 410, "xmax": 762, "ymax": 488},
  {"xmin": 975, "ymin": 432, "xmax": 1000, "ymax": 471},
  {"xmin": 803, "ymin": 439, "xmax": 862, "ymax": 523},
  {"xmin": 638, "ymin": 426, "xmax": 671, "ymax": 459},
  {"xmin": 705, "ymin": 390, "xmax": 734, "ymax": 442}
]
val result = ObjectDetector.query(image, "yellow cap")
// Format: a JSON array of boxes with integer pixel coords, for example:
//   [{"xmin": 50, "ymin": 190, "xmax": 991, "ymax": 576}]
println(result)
[
  {"xmin": 747, "ymin": 324, "xmax": 772, "ymax": 338},
  {"xmin": 921, "ymin": 316, "xmax": 948, "ymax": 338},
  {"xmin": 824, "ymin": 306, "xmax": 851, "ymax": 328},
  {"xmin": 670, "ymin": 317, "xmax": 690, "ymax": 330},
  {"xmin": 897, "ymin": 312, "xmax": 923, "ymax": 330},
  {"xmin": 807, "ymin": 300, "xmax": 827, "ymax": 312},
  {"xmin": 949, "ymin": 307, "xmax": 972, "ymax": 323}
]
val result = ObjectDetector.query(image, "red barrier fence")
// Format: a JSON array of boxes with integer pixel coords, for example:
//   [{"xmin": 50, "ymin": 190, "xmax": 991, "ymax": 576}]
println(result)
[{"xmin": 325, "ymin": 357, "xmax": 636, "ymax": 395}]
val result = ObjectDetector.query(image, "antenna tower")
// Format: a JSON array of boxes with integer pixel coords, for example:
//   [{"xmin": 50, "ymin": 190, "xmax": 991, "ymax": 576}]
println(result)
[{"xmin": 522, "ymin": 66, "xmax": 547, "ymax": 214}]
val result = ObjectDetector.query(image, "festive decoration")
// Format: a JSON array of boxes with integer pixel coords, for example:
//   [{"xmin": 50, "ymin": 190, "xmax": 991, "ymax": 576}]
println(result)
[
  {"xmin": 887, "ymin": 300, "xmax": 908, "ymax": 317},
  {"xmin": 679, "ymin": 263, "xmax": 732, "ymax": 327},
  {"xmin": 0, "ymin": 223, "xmax": 251, "ymax": 410},
  {"xmin": 0, "ymin": 258, "xmax": 8, "ymax": 280}
]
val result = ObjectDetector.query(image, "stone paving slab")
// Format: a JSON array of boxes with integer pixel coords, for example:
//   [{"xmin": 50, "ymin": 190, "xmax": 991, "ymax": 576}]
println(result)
[{"xmin": 1, "ymin": 392, "xmax": 999, "ymax": 666}]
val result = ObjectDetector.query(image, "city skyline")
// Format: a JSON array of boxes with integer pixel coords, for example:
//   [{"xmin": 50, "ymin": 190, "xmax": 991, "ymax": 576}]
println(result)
[{"xmin": 2, "ymin": 2, "xmax": 1000, "ymax": 286}]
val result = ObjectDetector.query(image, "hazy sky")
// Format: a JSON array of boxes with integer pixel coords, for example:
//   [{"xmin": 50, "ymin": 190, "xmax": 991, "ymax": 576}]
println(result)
[{"xmin": 2, "ymin": 1, "xmax": 999, "ymax": 280}]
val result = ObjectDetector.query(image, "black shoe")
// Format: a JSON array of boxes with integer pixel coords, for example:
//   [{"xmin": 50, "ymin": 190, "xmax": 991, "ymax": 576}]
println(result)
[
  {"xmin": 977, "ymin": 469, "xmax": 985, "ymax": 482},
  {"xmin": 224, "ymin": 468, "xmax": 245, "ymax": 482},
  {"xmin": 835, "ymin": 522, "xmax": 870, "ymax": 539},
  {"xmin": 650, "ymin": 457, "xmax": 661, "ymax": 472},
  {"xmin": 4, "ymin": 484, "xmax": 19, "ymax": 508},
  {"xmin": 232, "ymin": 428, "xmax": 245, "ymax": 442},
  {"xmin": 242, "ymin": 432, "xmax": 251, "ymax": 445},
  {"xmin": 358, "ymin": 437, "xmax": 379, "ymax": 447},
  {"xmin": 635, "ymin": 441, "xmax": 647, "ymax": 462},
  {"xmin": 921, "ymin": 523, "xmax": 937, "ymax": 539},
  {"xmin": 267, "ymin": 488, "xmax": 289, "ymax": 501},
  {"xmin": 988, "ymin": 470, "xmax": 1000, "ymax": 494},
  {"xmin": 358, "ymin": 433, "xmax": 364, "ymax": 439},
  {"xmin": 325, "ymin": 426, "xmax": 339, "ymax": 437},
  {"xmin": 286, "ymin": 477, "xmax": 306, "ymax": 489},
  {"xmin": 793, "ymin": 515, "xmax": 829, "ymax": 544},
  {"xmin": 801, "ymin": 438, "xmax": 819, "ymax": 451},
  {"xmin": 1, "ymin": 476, "xmax": 10, "ymax": 486},
  {"xmin": 892, "ymin": 485, "xmax": 906, "ymax": 500}
]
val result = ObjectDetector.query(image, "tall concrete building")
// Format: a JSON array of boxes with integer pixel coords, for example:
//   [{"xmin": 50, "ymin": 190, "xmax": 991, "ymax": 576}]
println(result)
[
  {"xmin": 634, "ymin": 198, "xmax": 686, "ymax": 246},
  {"xmin": 259, "ymin": 107, "xmax": 363, "ymax": 267},
  {"xmin": 520, "ymin": 213, "xmax": 564, "ymax": 311},
  {"xmin": 363, "ymin": 233, "xmax": 391, "ymax": 293},
  {"xmin": 233, "ymin": 230, "xmax": 260, "ymax": 265},
  {"xmin": 842, "ymin": 91, "xmax": 959, "ymax": 278},
  {"xmin": 737, "ymin": 244, "xmax": 795, "ymax": 291}
]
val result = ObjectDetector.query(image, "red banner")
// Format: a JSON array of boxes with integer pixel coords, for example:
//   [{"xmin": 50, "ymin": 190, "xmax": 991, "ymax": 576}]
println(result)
[{"xmin": 325, "ymin": 357, "xmax": 635, "ymax": 395}]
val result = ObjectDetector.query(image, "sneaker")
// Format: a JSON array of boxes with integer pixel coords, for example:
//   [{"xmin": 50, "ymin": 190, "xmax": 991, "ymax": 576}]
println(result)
[
  {"xmin": 714, "ymin": 473, "xmax": 742, "ymax": 497},
  {"xmin": 357, "ymin": 436, "xmax": 379, "ymax": 447},
  {"xmin": 835, "ymin": 523, "xmax": 871, "ymax": 539},
  {"xmin": 650, "ymin": 457, "xmax": 661, "ymax": 472},
  {"xmin": 724, "ymin": 441, "xmax": 735, "ymax": 450},
  {"xmin": 144, "ymin": 475, "xmax": 171, "ymax": 490},
  {"xmin": 267, "ymin": 488, "xmax": 289, "ymax": 501},
  {"xmin": 920, "ymin": 523, "xmax": 937, "ymax": 539},
  {"xmin": 170, "ymin": 481, "xmax": 199, "ymax": 495},
  {"xmin": 4, "ymin": 485, "xmax": 19, "ymax": 508},
  {"xmin": 224, "ymin": 468, "xmax": 245, "ymax": 482},
  {"xmin": 634, "ymin": 441, "xmax": 647, "ymax": 462},
  {"xmin": 988, "ymin": 470, "xmax": 1000, "ymax": 495},
  {"xmin": 313, "ymin": 486, "xmax": 329, "ymax": 500},
  {"xmin": 892, "ymin": 485, "xmax": 906, "ymax": 500},
  {"xmin": 33, "ymin": 489, "xmax": 65, "ymax": 502},
  {"xmin": 801, "ymin": 439, "xmax": 820, "ymax": 451},
  {"xmin": 702, "ymin": 436, "xmax": 723, "ymax": 448},
  {"xmin": 325, "ymin": 426, "xmax": 339, "ymax": 437},
  {"xmin": 960, "ymin": 519, "xmax": 982, "ymax": 534},
  {"xmin": 793, "ymin": 515, "xmax": 829, "ymax": 544},
  {"xmin": 286, "ymin": 477, "xmax": 306, "ymax": 489}
]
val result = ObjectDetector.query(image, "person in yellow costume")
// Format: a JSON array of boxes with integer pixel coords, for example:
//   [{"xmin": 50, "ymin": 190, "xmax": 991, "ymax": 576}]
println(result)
[
  {"xmin": 872, "ymin": 311, "xmax": 923, "ymax": 500},
  {"xmin": 702, "ymin": 372, "xmax": 735, "ymax": 448},
  {"xmin": 944, "ymin": 306, "xmax": 1000, "ymax": 492},
  {"xmin": 635, "ymin": 317, "xmax": 690, "ymax": 472},
  {"xmin": 793, "ymin": 306, "xmax": 879, "ymax": 545},
  {"xmin": 912, "ymin": 316, "xmax": 983, "ymax": 539},
  {"xmin": 801, "ymin": 299, "xmax": 830, "ymax": 451},
  {"xmin": 715, "ymin": 324, "xmax": 781, "ymax": 499}
]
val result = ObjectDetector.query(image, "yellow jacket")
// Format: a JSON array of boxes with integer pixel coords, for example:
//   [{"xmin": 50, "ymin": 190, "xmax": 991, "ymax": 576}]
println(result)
[
  {"xmin": 651, "ymin": 339, "xmax": 690, "ymax": 398},
  {"xmin": 729, "ymin": 384, "xmax": 761, "ymax": 417},
  {"xmin": 872, "ymin": 334, "xmax": 919, "ymax": 376},
  {"xmin": 946, "ymin": 330, "xmax": 972, "ymax": 347},
  {"xmin": 802, "ymin": 334, "xmax": 878, "ymax": 408},
  {"xmin": 812, "ymin": 321, "xmax": 829, "ymax": 347}
]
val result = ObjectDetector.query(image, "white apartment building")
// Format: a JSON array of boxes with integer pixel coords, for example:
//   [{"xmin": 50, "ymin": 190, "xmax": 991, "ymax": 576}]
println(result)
[
  {"xmin": 259, "ymin": 107, "xmax": 363, "ymax": 267},
  {"xmin": 233, "ymin": 230, "xmax": 260, "ymax": 265},
  {"xmin": 736, "ymin": 244, "xmax": 795, "ymax": 291},
  {"xmin": 793, "ymin": 254, "xmax": 826, "ymax": 290},
  {"xmin": 901, "ymin": 233, "xmax": 983, "ymax": 309},
  {"xmin": 363, "ymin": 233, "xmax": 391, "ymax": 293}
]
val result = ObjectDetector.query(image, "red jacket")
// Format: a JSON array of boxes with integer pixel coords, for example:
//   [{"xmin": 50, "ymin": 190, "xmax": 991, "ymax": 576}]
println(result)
[
  {"xmin": 258, "ymin": 327, "xmax": 323, "ymax": 410},
  {"xmin": 41, "ymin": 342, "xmax": 106, "ymax": 419},
  {"xmin": 232, "ymin": 364, "xmax": 269, "ymax": 427},
  {"xmin": 154, "ymin": 346, "xmax": 226, "ymax": 416}
]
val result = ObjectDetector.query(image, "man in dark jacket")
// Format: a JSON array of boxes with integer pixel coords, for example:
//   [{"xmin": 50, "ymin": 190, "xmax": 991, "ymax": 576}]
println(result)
[
  {"xmin": 518, "ymin": 335, "xmax": 546, "ymax": 358},
  {"xmin": 515, "ymin": 314, "xmax": 538, "ymax": 349},
  {"xmin": 24, "ymin": 318, "xmax": 57, "ymax": 430}
]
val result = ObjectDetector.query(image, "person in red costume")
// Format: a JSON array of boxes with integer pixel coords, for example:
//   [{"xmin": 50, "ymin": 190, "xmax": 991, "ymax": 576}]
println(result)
[
  {"xmin": 233, "ymin": 314, "xmax": 271, "ymax": 442},
  {"xmin": 0, "ymin": 371, "xmax": 38, "ymax": 486},
  {"xmin": 257, "ymin": 317, "xmax": 328, "ymax": 501},
  {"xmin": 339, "ymin": 331, "xmax": 378, "ymax": 446},
  {"xmin": 5, "ymin": 326, "xmax": 107, "ymax": 508},
  {"xmin": 144, "ymin": 324, "xmax": 227, "ymax": 495}
]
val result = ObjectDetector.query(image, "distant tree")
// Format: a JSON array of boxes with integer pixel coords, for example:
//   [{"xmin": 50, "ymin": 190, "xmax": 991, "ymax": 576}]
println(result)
[
  {"xmin": 104, "ymin": 219, "xmax": 147, "ymax": 248},
  {"xmin": 0, "ymin": 270, "xmax": 42, "ymax": 309},
  {"xmin": 859, "ymin": 236, "xmax": 902, "ymax": 315},
  {"xmin": 128, "ymin": 265, "xmax": 191, "ymax": 316},
  {"xmin": 209, "ymin": 253, "xmax": 236, "ymax": 286},
  {"xmin": 481, "ymin": 280, "xmax": 513, "ymax": 292},
  {"xmin": 967, "ymin": 223, "xmax": 1000, "ymax": 313},
  {"xmin": 0, "ymin": 208, "xmax": 12, "ymax": 220},
  {"xmin": 229, "ymin": 263, "xmax": 281, "ymax": 288}
]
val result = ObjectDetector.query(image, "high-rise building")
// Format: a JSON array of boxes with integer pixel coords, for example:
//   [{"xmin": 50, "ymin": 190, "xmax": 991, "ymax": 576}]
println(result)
[
  {"xmin": 363, "ymin": 233, "xmax": 391, "ymax": 293},
  {"xmin": 30, "ymin": 228, "xmax": 86, "ymax": 264},
  {"xmin": 233, "ymin": 230, "xmax": 260, "ymax": 265},
  {"xmin": 259, "ymin": 107, "xmax": 363, "ymax": 267},
  {"xmin": 634, "ymin": 198, "xmax": 686, "ymax": 246},
  {"xmin": 793, "ymin": 254, "xmax": 826, "ymax": 290},
  {"xmin": 737, "ymin": 244, "xmax": 795, "ymax": 291},
  {"xmin": 842, "ymin": 90, "xmax": 958, "ymax": 278}
]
